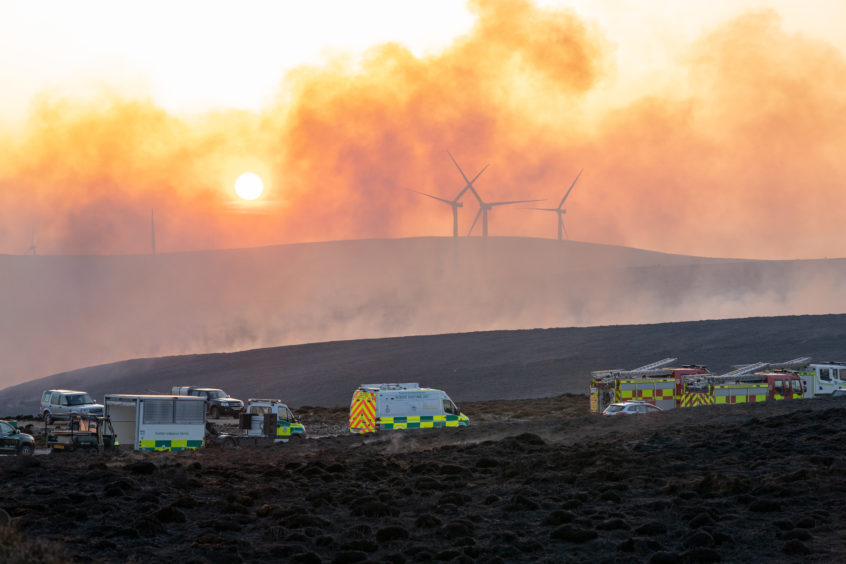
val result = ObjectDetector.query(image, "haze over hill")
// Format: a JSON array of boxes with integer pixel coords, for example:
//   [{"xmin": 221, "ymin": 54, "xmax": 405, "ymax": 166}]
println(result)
[
  {"xmin": 2, "ymin": 236, "xmax": 845, "ymax": 398},
  {"xmin": 3, "ymin": 313, "xmax": 846, "ymax": 416}
]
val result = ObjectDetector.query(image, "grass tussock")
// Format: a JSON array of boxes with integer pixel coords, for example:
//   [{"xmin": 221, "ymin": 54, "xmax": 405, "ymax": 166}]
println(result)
[{"xmin": 0, "ymin": 526, "xmax": 67, "ymax": 564}]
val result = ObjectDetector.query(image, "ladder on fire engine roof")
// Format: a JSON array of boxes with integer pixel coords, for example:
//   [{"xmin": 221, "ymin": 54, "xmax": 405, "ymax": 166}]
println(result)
[
  {"xmin": 705, "ymin": 357, "xmax": 812, "ymax": 383},
  {"xmin": 729, "ymin": 357, "xmax": 812, "ymax": 371},
  {"xmin": 617, "ymin": 357, "xmax": 678, "ymax": 377},
  {"xmin": 592, "ymin": 358, "xmax": 678, "ymax": 380}
]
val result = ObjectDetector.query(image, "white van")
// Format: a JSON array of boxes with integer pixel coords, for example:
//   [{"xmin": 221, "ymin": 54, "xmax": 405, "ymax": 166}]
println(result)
[
  {"xmin": 349, "ymin": 383, "xmax": 469, "ymax": 433},
  {"xmin": 105, "ymin": 394, "xmax": 206, "ymax": 451}
]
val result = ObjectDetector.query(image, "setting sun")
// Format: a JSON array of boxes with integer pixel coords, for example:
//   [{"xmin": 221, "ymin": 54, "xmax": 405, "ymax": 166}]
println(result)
[{"xmin": 234, "ymin": 172, "xmax": 264, "ymax": 200}]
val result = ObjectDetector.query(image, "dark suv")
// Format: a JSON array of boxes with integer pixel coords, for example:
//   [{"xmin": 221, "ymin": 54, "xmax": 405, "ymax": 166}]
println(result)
[
  {"xmin": 171, "ymin": 386, "xmax": 244, "ymax": 419},
  {"xmin": 0, "ymin": 420, "xmax": 35, "ymax": 456}
]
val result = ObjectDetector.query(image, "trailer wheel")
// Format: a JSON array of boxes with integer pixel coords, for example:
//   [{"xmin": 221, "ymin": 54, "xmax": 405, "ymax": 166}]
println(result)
[{"xmin": 19, "ymin": 444, "xmax": 33, "ymax": 456}]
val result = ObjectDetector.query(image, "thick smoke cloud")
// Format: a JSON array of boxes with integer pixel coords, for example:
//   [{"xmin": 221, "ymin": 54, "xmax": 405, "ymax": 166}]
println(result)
[{"xmin": 3, "ymin": 3, "xmax": 843, "ymax": 258}]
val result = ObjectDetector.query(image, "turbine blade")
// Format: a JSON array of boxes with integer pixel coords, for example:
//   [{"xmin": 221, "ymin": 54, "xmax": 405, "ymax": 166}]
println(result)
[
  {"xmin": 409, "ymin": 189, "xmax": 453, "ymax": 205},
  {"xmin": 467, "ymin": 208, "xmax": 482, "ymax": 236},
  {"xmin": 558, "ymin": 169, "xmax": 583, "ymax": 208},
  {"xmin": 525, "ymin": 207, "xmax": 559, "ymax": 212},
  {"xmin": 457, "ymin": 181, "xmax": 484, "ymax": 204},
  {"xmin": 469, "ymin": 164, "xmax": 489, "ymax": 185},
  {"xmin": 447, "ymin": 150, "xmax": 472, "ymax": 185},
  {"xmin": 489, "ymin": 199, "xmax": 544, "ymax": 207},
  {"xmin": 451, "ymin": 158, "xmax": 488, "ymax": 204}
]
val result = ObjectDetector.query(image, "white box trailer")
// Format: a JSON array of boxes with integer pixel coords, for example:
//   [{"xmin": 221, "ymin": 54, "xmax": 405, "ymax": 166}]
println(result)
[{"xmin": 104, "ymin": 394, "xmax": 206, "ymax": 451}]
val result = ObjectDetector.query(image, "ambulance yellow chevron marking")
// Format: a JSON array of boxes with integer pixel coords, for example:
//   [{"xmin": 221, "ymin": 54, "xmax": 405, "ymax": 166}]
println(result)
[{"xmin": 349, "ymin": 391, "xmax": 376, "ymax": 433}]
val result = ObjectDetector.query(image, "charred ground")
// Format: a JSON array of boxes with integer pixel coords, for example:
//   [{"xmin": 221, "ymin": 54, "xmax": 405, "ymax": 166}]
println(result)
[{"xmin": 2, "ymin": 394, "xmax": 845, "ymax": 563}]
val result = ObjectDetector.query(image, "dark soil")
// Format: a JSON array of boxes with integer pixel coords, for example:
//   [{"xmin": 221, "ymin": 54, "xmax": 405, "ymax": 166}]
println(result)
[{"xmin": 2, "ymin": 394, "xmax": 845, "ymax": 563}]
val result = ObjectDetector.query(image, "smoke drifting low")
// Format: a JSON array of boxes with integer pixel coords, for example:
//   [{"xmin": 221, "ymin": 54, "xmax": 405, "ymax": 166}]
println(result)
[
  {"xmin": 2, "ymin": 2, "xmax": 845, "ymax": 258},
  {"xmin": 2, "ymin": 237, "xmax": 846, "ymax": 389}
]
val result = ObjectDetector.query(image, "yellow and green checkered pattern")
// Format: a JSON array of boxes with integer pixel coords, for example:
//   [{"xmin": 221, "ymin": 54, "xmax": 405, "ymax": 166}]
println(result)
[
  {"xmin": 617, "ymin": 379, "xmax": 675, "ymax": 401},
  {"xmin": 378, "ymin": 414, "xmax": 469, "ymax": 430},
  {"xmin": 713, "ymin": 384, "xmax": 767, "ymax": 405},
  {"xmin": 277, "ymin": 421, "xmax": 306, "ymax": 437},
  {"xmin": 139, "ymin": 439, "xmax": 203, "ymax": 452}
]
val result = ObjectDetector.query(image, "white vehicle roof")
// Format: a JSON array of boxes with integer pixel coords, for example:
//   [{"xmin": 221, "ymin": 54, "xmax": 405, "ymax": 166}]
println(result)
[
  {"xmin": 44, "ymin": 389, "xmax": 90, "ymax": 394},
  {"xmin": 358, "ymin": 383, "xmax": 451, "ymax": 394},
  {"xmin": 359, "ymin": 383, "xmax": 422, "ymax": 391},
  {"xmin": 248, "ymin": 398, "xmax": 289, "ymax": 406},
  {"xmin": 105, "ymin": 394, "xmax": 205, "ymax": 401},
  {"xmin": 608, "ymin": 401, "xmax": 659, "ymax": 407}
]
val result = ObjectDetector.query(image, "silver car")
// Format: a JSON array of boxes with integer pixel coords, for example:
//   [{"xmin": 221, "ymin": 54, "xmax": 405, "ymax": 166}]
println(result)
[
  {"xmin": 602, "ymin": 401, "xmax": 663, "ymax": 416},
  {"xmin": 40, "ymin": 389, "xmax": 104, "ymax": 425}
]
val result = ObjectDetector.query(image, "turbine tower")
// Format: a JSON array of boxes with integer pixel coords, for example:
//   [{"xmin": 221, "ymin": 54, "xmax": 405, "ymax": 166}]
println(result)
[
  {"xmin": 448, "ymin": 154, "xmax": 542, "ymax": 238},
  {"xmin": 151, "ymin": 209, "xmax": 156, "ymax": 255},
  {"xmin": 25, "ymin": 230, "xmax": 37, "ymax": 255},
  {"xmin": 466, "ymin": 192, "xmax": 543, "ymax": 238},
  {"xmin": 528, "ymin": 169, "xmax": 583, "ymax": 240},
  {"xmin": 411, "ymin": 162, "xmax": 488, "ymax": 238}
]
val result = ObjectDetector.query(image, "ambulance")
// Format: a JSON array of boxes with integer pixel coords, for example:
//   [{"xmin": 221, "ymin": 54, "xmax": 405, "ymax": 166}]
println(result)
[
  {"xmin": 240, "ymin": 398, "xmax": 306, "ymax": 442},
  {"xmin": 349, "ymin": 383, "xmax": 470, "ymax": 433}
]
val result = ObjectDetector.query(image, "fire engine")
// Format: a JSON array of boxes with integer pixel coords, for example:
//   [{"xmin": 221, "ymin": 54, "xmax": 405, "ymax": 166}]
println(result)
[
  {"xmin": 589, "ymin": 357, "xmax": 809, "ymax": 414},
  {"xmin": 589, "ymin": 358, "xmax": 709, "ymax": 414}
]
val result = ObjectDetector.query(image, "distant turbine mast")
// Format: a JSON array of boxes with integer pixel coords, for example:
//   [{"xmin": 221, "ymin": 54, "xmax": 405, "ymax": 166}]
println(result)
[
  {"xmin": 151, "ymin": 209, "xmax": 156, "ymax": 255},
  {"xmin": 411, "ymin": 155, "xmax": 488, "ymax": 238},
  {"xmin": 25, "ymin": 229, "xmax": 37, "ymax": 255},
  {"xmin": 528, "ymin": 169, "xmax": 583, "ymax": 240}
]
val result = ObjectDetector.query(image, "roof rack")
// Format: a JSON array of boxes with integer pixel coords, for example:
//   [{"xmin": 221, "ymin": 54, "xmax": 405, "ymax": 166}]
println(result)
[
  {"xmin": 360, "ymin": 383, "xmax": 420, "ymax": 391},
  {"xmin": 591, "ymin": 358, "xmax": 678, "ymax": 381},
  {"xmin": 704, "ymin": 357, "xmax": 811, "ymax": 384}
]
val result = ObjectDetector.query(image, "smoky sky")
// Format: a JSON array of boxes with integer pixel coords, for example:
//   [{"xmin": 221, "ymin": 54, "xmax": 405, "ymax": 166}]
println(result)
[{"xmin": 1, "ymin": 2, "xmax": 845, "ymax": 259}]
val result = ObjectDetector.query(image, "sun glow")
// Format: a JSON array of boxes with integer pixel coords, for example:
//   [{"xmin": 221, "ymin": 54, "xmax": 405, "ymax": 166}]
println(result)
[{"xmin": 234, "ymin": 172, "xmax": 264, "ymax": 200}]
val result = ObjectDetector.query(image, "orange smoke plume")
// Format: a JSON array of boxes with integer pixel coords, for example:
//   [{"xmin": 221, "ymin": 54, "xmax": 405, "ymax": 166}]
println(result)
[{"xmin": 1, "ymin": 3, "xmax": 845, "ymax": 258}]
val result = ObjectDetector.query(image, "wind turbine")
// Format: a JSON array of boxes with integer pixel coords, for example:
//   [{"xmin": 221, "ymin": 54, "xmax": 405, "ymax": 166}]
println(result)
[
  {"xmin": 25, "ymin": 230, "xmax": 37, "ymax": 255},
  {"xmin": 528, "ymin": 169, "xmax": 583, "ymax": 240},
  {"xmin": 411, "ymin": 162, "xmax": 488, "ymax": 238},
  {"xmin": 448, "ymin": 153, "xmax": 542, "ymax": 238}
]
